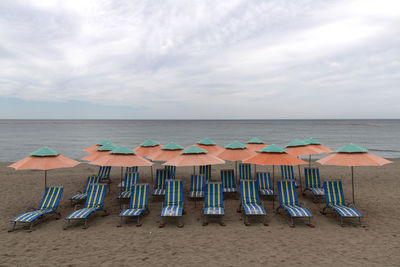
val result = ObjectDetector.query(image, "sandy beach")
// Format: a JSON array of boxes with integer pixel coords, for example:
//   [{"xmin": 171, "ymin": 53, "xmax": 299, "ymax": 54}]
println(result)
[{"xmin": 1, "ymin": 160, "xmax": 399, "ymax": 266}]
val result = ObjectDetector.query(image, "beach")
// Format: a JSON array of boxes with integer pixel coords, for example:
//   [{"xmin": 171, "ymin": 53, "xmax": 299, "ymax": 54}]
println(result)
[{"xmin": 1, "ymin": 160, "xmax": 399, "ymax": 266}]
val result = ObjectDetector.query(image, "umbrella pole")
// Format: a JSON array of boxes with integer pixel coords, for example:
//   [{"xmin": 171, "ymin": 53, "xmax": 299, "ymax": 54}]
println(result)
[
  {"xmin": 193, "ymin": 166, "xmax": 195, "ymax": 175},
  {"xmin": 44, "ymin": 170, "xmax": 47, "ymax": 190},
  {"xmin": 309, "ymin": 155, "xmax": 311, "ymax": 168},
  {"xmin": 272, "ymin": 165, "xmax": 275, "ymax": 209},
  {"xmin": 254, "ymin": 164, "xmax": 257, "ymax": 178},
  {"xmin": 235, "ymin": 161, "xmax": 238, "ymax": 185},
  {"xmin": 298, "ymin": 165, "xmax": 302, "ymax": 192},
  {"xmin": 351, "ymin": 166, "xmax": 355, "ymax": 204},
  {"xmin": 151, "ymin": 166, "xmax": 153, "ymax": 184},
  {"xmin": 120, "ymin": 167, "xmax": 123, "ymax": 194}
]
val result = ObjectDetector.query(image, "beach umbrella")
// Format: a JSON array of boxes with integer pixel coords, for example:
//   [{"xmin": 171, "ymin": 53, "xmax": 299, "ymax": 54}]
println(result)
[
  {"xmin": 9, "ymin": 147, "xmax": 80, "ymax": 190},
  {"xmin": 134, "ymin": 139, "xmax": 161, "ymax": 157},
  {"xmin": 82, "ymin": 140, "xmax": 111, "ymax": 153},
  {"xmin": 216, "ymin": 141, "xmax": 255, "ymax": 182},
  {"xmin": 246, "ymin": 137, "xmax": 268, "ymax": 152},
  {"xmin": 243, "ymin": 144, "xmax": 307, "ymax": 208},
  {"xmin": 147, "ymin": 142, "xmax": 184, "ymax": 161},
  {"xmin": 191, "ymin": 138, "xmax": 224, "ymax": 156},
  {"xmin": 304, "ymin": 138, "xmax": 334, "ymax": 167},
  {"xmin": 90, "ymin": 146, "xmax": 153, "ymax": 190},
  {"xmin": 81, "ymin": 142, "xmax": 116, "ymax": 161},
  {"xmin": 317, "ymin": 144, "xmax": 392, "ymax": 204}
]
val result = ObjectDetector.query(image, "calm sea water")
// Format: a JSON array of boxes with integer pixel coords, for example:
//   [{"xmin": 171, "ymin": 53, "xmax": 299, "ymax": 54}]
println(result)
[{"xmin": 0, "ymin": 119, "xmax": 399, "ymax": 162}]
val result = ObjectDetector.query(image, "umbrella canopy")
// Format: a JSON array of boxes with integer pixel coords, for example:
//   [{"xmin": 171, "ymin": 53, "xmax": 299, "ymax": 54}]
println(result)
[
  {"xmin": 81, "ymin": 142, "xmax": 116, "ymax": 161},
  {"xmin": 9, "ymin": 147, "xmax": 80, "ymax": 190},
  {"xmin": 285, "ymin": 139, "xmax": 321, "ymax": 157},
  {"xmin": 304, "ymin": 138, "xmax": 333, "ymax": 154},
  {"xmin": 317, "ymin": 143, "xmax": 392, "ymax": 203},
  {"xmin": 82, "ymin": 140, "xmax": 111, "ymax": 153},
  {"xmin": 191, "ymin": 138, "xmax": 224, "ymax": 155},
  {"xmin": 216, "ymin": 141, "xmax": 255, "ymax": 161},
  {"xmin": 243, "ymin": 144, "xmax": 308, "ymax": 166},
  {"xmin": 246, "ymin": 137, "xmax": 268, "ymax": 152},
  {"xmin": 134, "ymin": 139, "xmax": 161, "ymax": 157},
  {"xmin": 90, "ymin": 146, "xmax": 153, "ymax": 167},
  {"xmin": 163, "ymin": 146, "xmax": 225, "ymax": 167},
  {"xmin": 147, "ymin": 142, "xmax": 184, "ymax": 161}
]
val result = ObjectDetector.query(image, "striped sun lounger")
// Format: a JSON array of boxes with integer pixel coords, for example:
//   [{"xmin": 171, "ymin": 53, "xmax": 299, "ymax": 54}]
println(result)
[
  {"xmin": 126, "ymin": 166, "xmax": 138, "ymax": 173},
  {"xmin": 160, "ymin": 179, "xmax": 184, "ymax": 228},
  {"xmin": 164, "ymin": 165, "xmax": 176, "ymax": 179},
  {"xmin": 203, "ymin": 182, "xmax": 225, "ymax": 226},
  {"xmin": 256, "ymin": 172, "xmax": 275, "ymax": 197},
  {"xmin": 199, "ymin": 165, "xmax": 212, "ymax": 182},
  {"xmin": 277, "ymin": 181, "xmax": 313, "ymax": 227},
  {"xmin": 220, "ymin": 169, "xmax": 237, "ymax": 194},
  {"xmin": 280, "ymin": 165, "xmax": 299, "ymax": 187},
  {"xmin": 9, "ymin": 187, "xmax": 64, "ymax": 232},
  {"xmin": 322, "ymin": 181, "xmax": 362, "ymax": 226},
  {"xmin": 119, "ymin": 184, "xmax": 149, "ymax": 227},
  {"xmin": 97, "ymin": 166, "xmax": 111, "ymax": 180},
  {"xmin": 239, "ymin": 163, "xmax": 252, "ymax": 180},
  {"xmin": 64, "ymin": 184, "xmax": 108, "ymax": 229},
  {"xmin": 69, "ymin": 176, "xmax": 102, "ymax": 205},
  {"xmin": 189, "ymin": 174, "xmax": 205, "ymax": 198},
  {"xmin": 117, "ymin": 172, "xmax": 139, "ymax": 200},
  {"xmin": 303, "ymin": 168, "xmax": 325, "ymax": 201},
  {"xmin": 153, "ymin": 169, "xmax": 168, "ymax": 196},
  {"xmin": 239, "ymin": 180, "xmax": 268, "ymax": 226}
]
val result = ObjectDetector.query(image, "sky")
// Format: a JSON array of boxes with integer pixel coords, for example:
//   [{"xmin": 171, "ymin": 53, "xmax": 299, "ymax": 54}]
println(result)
[{"xmin": 0, "ymin": 0, "xmax": 399, "ymax": 119}]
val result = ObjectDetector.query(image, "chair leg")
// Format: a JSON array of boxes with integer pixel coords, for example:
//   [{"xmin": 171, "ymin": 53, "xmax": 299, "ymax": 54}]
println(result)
[
  {"xmin": 202, "ymin": 215, "xmax": 208, "ymax": 226},
  {"xmin": 263, "ymin": 215, "xmax": 268, "ymax": 226},
  {"xmin": 8, "ymin": 222, "xmax": 16, "ymax": 232},
  {"xmin": 320, "ymin": 206, "xmax": 328, "ymax": 215},
  {"xmin": 83, "ymin": 219, "xmax": 88, "ymax": 229},
  {"xmin": 340, "ymin": 217, "xmax": 344, "ymax": 227},
  {"xmin": 220, "ymin": 216, "xmax": 226, "ymax": 226},
  {"xmin": 117, "ymin": 216, "xmax": 123, "ymax": 227},
  {"xmin": 307, "ymin": 217, "xmax": 315, "ymax": 228},
  {"xmin": 289, "ymin": 217, "xmax": 295, "ymax": 227},
  {"xmin": 177, "ymin": 217, "xmax": 184, "ymax": 228},
  {"xmin": 159, "ymin": 217, "xmax": 165, "ymax": 228},
  {"xmin": 63, "ymin": 219, "xmax": 70, "ymax": 230},
  {"xmin": 136, "ymin": 215, "xmax": 142, "ymax": 227},
  {"xmin": 244, "ymin": 215, "xmax": 250, "ymax": 226}
]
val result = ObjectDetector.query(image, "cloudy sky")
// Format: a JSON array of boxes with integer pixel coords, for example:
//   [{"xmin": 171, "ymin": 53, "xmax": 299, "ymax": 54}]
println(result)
[{"xmin": 0, "ymin": 0, "xmax": 399, "ymax": 119}]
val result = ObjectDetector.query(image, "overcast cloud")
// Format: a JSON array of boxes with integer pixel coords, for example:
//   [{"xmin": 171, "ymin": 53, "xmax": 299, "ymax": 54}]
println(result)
[{"xmin": 0, "ymin": 0, "xmax": 399, "ymax": 119}]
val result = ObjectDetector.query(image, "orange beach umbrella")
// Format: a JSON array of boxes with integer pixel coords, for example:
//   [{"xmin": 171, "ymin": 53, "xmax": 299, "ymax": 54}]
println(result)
[
  {"xmin": 317, "ymin": 144, "xmax": 392, "ymax": 203},
  {"xmin": 147, "ymin": 142, "xmax": 184, "ymax": 161},
  {"xmin": 246, "ymin": 137, "xmax": 268, "ymax": 152},
  {"xmin": 81, "ymin": 143, "xmax": 116, "ymax": 161},
  {"xmin": 163, "ymin": 146, "xmax": 225, "ymax": 168},
  {"xmin": 9, "ymin": 147, "xmax": 80, "ymax": 190},
  {"xmin": 134, "ymin": 139, "xmax": 162, "ymax": 157},
  {"xmin": 304, "ymin": 138, "xmax": 333, "ymax": 155},
  {"xmin": 83, "ymin": 140, "xmax": 112, "ymax": 153},
  {"xmin": 191, "ymin": 138, "xmax": 223, "ymax": 156}
]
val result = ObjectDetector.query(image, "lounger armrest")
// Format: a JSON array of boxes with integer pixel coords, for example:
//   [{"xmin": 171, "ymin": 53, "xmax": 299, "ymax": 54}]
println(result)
[{"xmin": 25, "ymin": 206, "xmax": 36, "ymax": 212}]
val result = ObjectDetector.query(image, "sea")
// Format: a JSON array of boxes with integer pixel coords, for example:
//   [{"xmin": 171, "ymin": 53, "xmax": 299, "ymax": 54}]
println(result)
[{"xmin": 0, "ymin": 119, "xmax": 399, "ymax": 162}]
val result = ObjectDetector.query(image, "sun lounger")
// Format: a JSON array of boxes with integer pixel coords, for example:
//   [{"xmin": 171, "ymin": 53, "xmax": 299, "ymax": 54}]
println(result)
[
  {"xmin": 256, "ymin": 172, "xmax": 275, "ymax": 197},
  {"xmin": 119, "ymin": 184, "xmax": 149, "ymax": 227},
  {"xmin": 159, "ymin": 179, "xmax": 184, "ymax": 228},
  {"xmin": 303, "ymin": 168, "xmax": 325, "ymax": 201},
  {"xmin": 126, "ymin": 166, "xmax": 138, "ymax": 173},
  {"xmin": 117, "ymin": 172, "xmax": 139, "ymax": 200},
  {"xmin": 321, "ymin": 180, "xmax": 362, "ymax": 226},
  {"xmin": 64, "ymin": 184, "xmax": 108, "ymax": 229},
  {"xmin": 280, "ymin": 165, "xmax": 299, "ymax": 187},
  {"xmin": 189, "ymin": 174, "xmax": 205, "ymax": 198},
  {"xmin": 164, "ymin": 165, "xmax": 176, "ymax": 179},
  {"xmin": 220, "ymin": 169, "xmax": 237, "ymax": 194},
  {"xmin": 276, "ymin": 180, "xmax": 313, "ymax": 227},
  {"xmin": 9, "ymin": 186, "xmax": 63, "ymax": 232},
  {"xmin": 203, "ymin": 182, "xmax": 225, "ymax": 226},
  {"xmin": 97, "ymin": 166, "xmax": 111, "ymax": 180},
  {"xmin": 69, "ymin": 176, "xmax": 101, "ymax": 205},
  {"xmin": 199, "ymin": 165, "xmax": 212, "ymax": 182},
  {"xmin": 153, "ymin": 169, "xmax": 168, "ymax": 196},
  {"xmin": 239, "ymin": 180, "xmax": 267, "ymax": 226},
  {"xmin": 239, "ymin": 163, "xmax": 252, "ymax": 180}
]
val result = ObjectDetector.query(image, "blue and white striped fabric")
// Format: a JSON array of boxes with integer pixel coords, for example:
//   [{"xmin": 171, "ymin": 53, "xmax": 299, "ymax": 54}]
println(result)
[
  {"xmin": 153, "ymin": 169, "xmax": 168, "ymax": 196},
  {"xmin": 277, "ymin": 181, "xmax": 311, "ymax": 217},
  {"xmin": 66, "ymin": 184, "xmax": 107, "ymax": 220},
  {"xmin": 97, "ymin": 166, "xmax": 111, "ymax": 179},
  {"xmin": 220, "ymin": 169, "xmax": 237, "ymax": 193},
  {"xmin": 204, "ymin": 183, "xmax": 224, "ymax": 215},
  {"xmin": 240, "ymin": 180, "xmax": 266, "ymax": 215},
  {"xmin": 126, "ymin": 166, "xmax": 138, "ymax": 173},
  {"xmin": 189, "ymin": 174, "xmax": 205, "ymax": 198},
  {"xmin": 117, "ymin": 172, "xmax": 139, "ymax": 199},
  {"xmin": 304, "ymin": 168, "xmax": 324, "ymax": 196},
  {"xmin": 164, "ymin": 165, "xmax": 176, "ymax": 179},
  {"xmin": 256, "ymin": 172, "xmax": 275, "ymax": 196},
  {"xmin": 280, "ymin": 165, "xmax": 299, "ymax": 187},
  {"xmin": 239, "ymin": 163, "xmax": 252, "ymax": 180},
  {"xmin": 161, "ymin": 180, "xmax": 183, "ymax": 217},
  {"xmin": 199, "ymin": 165, "xmax": 212, "ymax": 182},
  {"xmin": 70, "ymin": 176, "xmax": 102, "ymax": 200},
  {"xmin": 12, "ymin": 187, "xmax": 64, "ymax": 223},
  {"xmin": 324, "ymin": 181, "xmax": 361, "ymax": 217},
  {"xmin": 120, "ymin": 184, "xmax": 149, "ymax": 217}
]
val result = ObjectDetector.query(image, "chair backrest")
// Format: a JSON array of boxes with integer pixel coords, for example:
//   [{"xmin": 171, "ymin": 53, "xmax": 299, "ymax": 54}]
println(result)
[
  {"xmin": 164, "ymin": 179, "xmax": 183, "ymax": 207},
  {"xmin": 129, "ymin": 184, "xmax": 149, "ymax": 210},
  {"xmin": 126, "ymin": 166, "xmax": 138, "ymax": 173},
  {"xmin": 84, "ymin": 184, "xmax": 107, "ymax": 209},
  {"xmin": 199, "ymin": 165, "xmax": 212, "ymax": 182},
  {"xmin": 280, "ymin": 165, "xmax": 294, "ymax": 179},
  {"xmin": 204, "ymin": 182, "xmax": 223, "ymax": 208},
  {"xmin": 155, "ymin": 169, "xmax": 168, "ymax": 189},
  {"xmin": 38, "ymin": 186, "xmax": 64, "ymax": 211},
  {"xmin": 83, "ymin": 175, "xmax": 102, "ymax": 193},
  {"xmin": 123, "ymin": 172, "xmax": 139, "ymax": 191},
  {"xmin": 240, "ymin": 180, "xmax": 260, "ymax": 205},
  {"xmin": 190, "ymin": 174, "xmax": 205, "ymax": 193},
  {"xmin": 220, "ymin": 169, "xmax": 236, "ymax": 189},
  {"xmin": 277, "ymin": 180, "xmax": 298, "ymax": 206},
  {"xmin": 256, "ymin": 172, "xmax": 272, "ymax": 190},
  {"xmin": 97, "ymin": 166, "xmax": 111, "ymax": 178},
  {"xmin": 304, "ymin": 168, "xmax": 321, "ymax": 188},
  {"xmin": 239, "ymin": 163, "xmax": 252, "ymax": 179},
  {"xmin": 323, "ymin": 181, "xmax": 346, "ymax": 206},
  {"xmin": 164, "ymin": 165, "xmax": 176, "ymax": 179}
]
